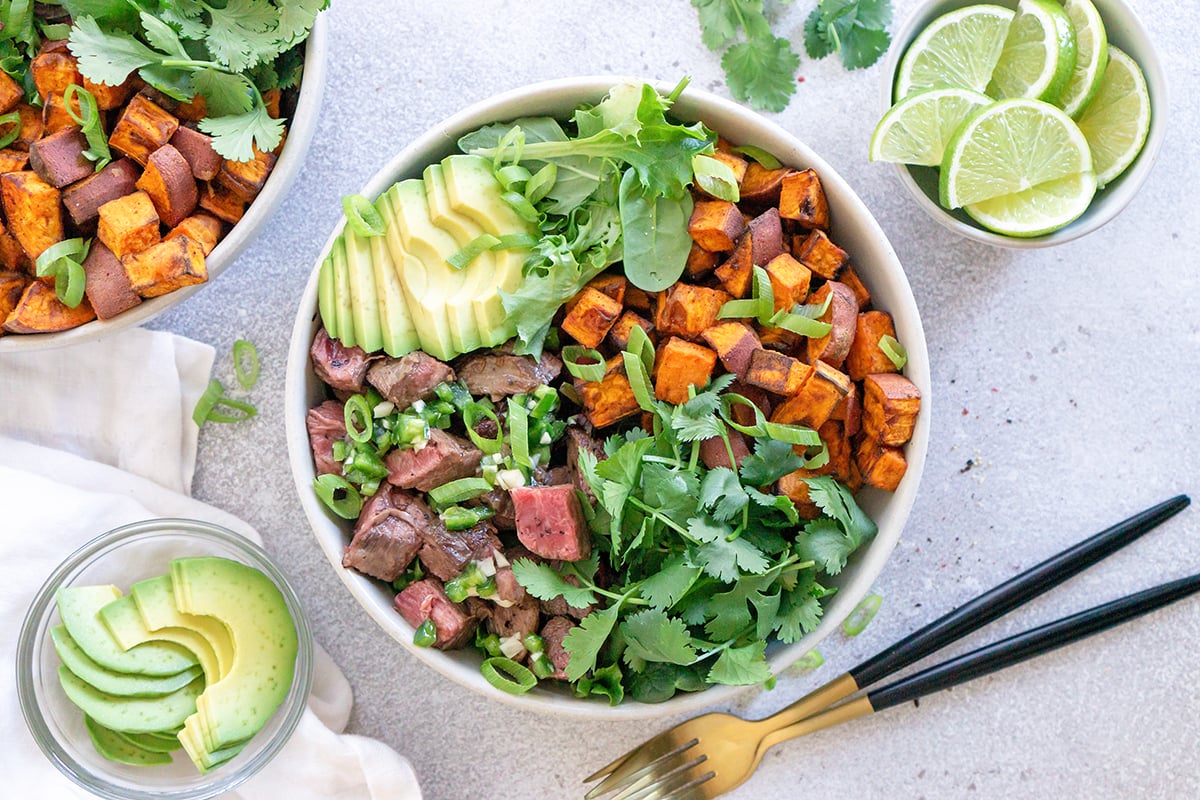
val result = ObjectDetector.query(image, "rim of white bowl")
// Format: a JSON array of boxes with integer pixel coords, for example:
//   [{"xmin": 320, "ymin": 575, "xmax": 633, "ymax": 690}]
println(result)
[{"xmin": 285, "ymin": 75, "xmax": 931, "ymax": 719}]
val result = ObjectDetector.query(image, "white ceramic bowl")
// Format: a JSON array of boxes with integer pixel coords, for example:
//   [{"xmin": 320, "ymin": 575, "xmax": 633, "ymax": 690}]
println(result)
[
  {"xmin": 0, "ymin": 14, "xmax": 330, "ymax": 352},
  {"xmin": 881, "ymin": 0, "xmax": 1166, "ymax": 248},
  {"xmin": 284, "ymin": 76, "xmax": 932, "ymax": 719}
]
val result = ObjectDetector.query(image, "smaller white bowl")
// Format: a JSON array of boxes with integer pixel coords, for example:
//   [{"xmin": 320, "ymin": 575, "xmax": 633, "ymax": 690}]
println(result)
[{"xmin": 881, "ymin": 0, "xmax": 1167, "ymax": 248}]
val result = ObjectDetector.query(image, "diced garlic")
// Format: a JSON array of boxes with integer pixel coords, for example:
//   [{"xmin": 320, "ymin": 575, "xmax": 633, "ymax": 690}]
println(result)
[
  {"xmin": 493, "ymin": 550, "xmax": 510, "ymax": 568},
  {"xmin": 496, "ymin": 469, "xmax": 525, "ymax": 490},
  {"xmin": 478, "ymin": 557, "xmax": 497, "ymax": 577},
  {"xmin": 373, "ymin": 401, "xmax": 395, "ymax": 417},
  {"xmin": 499, "ymin": 635, "xmax": 526, "ymax": 659}
]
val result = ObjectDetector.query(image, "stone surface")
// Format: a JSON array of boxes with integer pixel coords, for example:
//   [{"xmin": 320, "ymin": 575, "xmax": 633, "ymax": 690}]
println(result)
[{"xmin": 157, "ymin": 1, "xmax": 1200, "ymax": 797}]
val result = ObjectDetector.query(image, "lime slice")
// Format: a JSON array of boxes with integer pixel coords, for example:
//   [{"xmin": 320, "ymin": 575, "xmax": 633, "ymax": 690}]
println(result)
[
  {"xmin": 987, "ymin": 0, "xmax": 1077, "ymax": 102},
  {"xmin": 894, "ymin": 5, "xmax": 1014, "ymax": 100},
  {"xmin": 870, "ymin": 88, "xmax": 992, "ymax": 166},
  {"xmin": 940, "ymin": 98, "xmax": 1092, "ymax": 208},
  {"xmin": 1058, "ymin": 0, "xmax": 1108, "ymax": 118},
  {"xmin": 964, "ymin": 171, "xmax": 1097, "ymax": 236},
  {"xmin": 1076, "ymin": 47, "xmax": 1151, "ymax": 187}
]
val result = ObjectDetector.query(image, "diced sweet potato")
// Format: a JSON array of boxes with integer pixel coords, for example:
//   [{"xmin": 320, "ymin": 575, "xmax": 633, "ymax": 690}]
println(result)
[
  {"xmin": 765, "ymin": 252, "xmax": 811, "ymax": 313},
  {"xmin": 716, "ymin": 208, "xmax": 785, "ymax": 297},
  {"xmin": 198, "ymin": 181, "xmax": 246, "ymax": 223},
  {"xmin": 685, "ymin": 242, "xmax": 719, "ymax": 278},
  {"xmin": 0, "ymin": 221, "xmax": 28, "ymax": 272},
  {"xmin": 262, "ymin": 87, "xmax": 282, "ymax": 118},
  {"xmin": 814, "ymin": 420, "xmax": 852, "ymax": 483},
  {"xmin": 174, "ymin": 93, "xmax": 208, "ymax": 122},
  {"xmin": 41, "ymin": 92, "xmax": 84, "ymax": 135},
  {"xmin": 169, "ymin": 126, "xmax": 223, "ymax": 181},
  {"xmin": 856, "ymin": 440, "xmax": 908, "ymax": 491},
  {"xmin": 121, "ymin": 235, "xmax": 207, "ymax": 298},
  {"xmin": 746, "ymin": 348, "xmax": 813, "ymax": 396},
  {"xmin": 757, "ymin": 323, "xmax": 800, "ymax": 354},
  {"xmin": 109, "ymin": 94, "xmax": 179, "ymax": 165},
  {"xmin": 840, "ymin": 264, "xmax": 871, "ymax": 308},
  {"xmin": 862, "ymin": 373, "xmax": 921, "ymax": 446},
  {"xmin": 830, "ymin": 383, "xmax": 862, "ymax": 437},
  {"xmin": 687, "ymin": 199, "xmax": 745, "ymax": 252},
  {"xmin": 738, "ymin": 163, "xmax": 793, "ymax": 205},
  {"xmin": 806, "ymin": 281, "xmax": 859, "ymax": 368},
  {"xmin": 82, "ymin": 75, "xmax": 133, "ymax": 111},
  {"xmin": 654, "ymin": 336, "xmax": 717, "ymax": 404},
  {"xmin": 2, "ymin": 279, "xmax": 94, "ymax": 333},
  {"xmin": 696, "ymin": 151, "xmax": 748, "ymax": 198},
  {"xmin": 215, "ymin": 146, "xmax": 275, "ymax": 202},
  {"xmin": 97, "ymin": 190, "xmax": 160, "ymax": 258},
  {"xmin": 770, "ymin": 361, "xmax": 851, "ymax": 429},
  {"xmin": 776, "ymin": 470, "xmax": 823, "ymax": 519},
  {"xmin": 608, "ymin": 310, "xmax": 653, "ymax": 352},
  {"xmin": 0, "ymin": 148, "xmax": 28, "ymax": 174},
  {"xmin": 136, "ymin": 144, "xmax": 198, "ymax": 227},
  {"xmin": 164, "ymin": 213, "xmax": 222, "ymax": 256},
  {"xmin": 701, "ymin": 320, "xmax": 761, "ymax": 380},
  {"xmin": 31, "ymin": 52, "xmax": 81, "ymax": 100},
  {"xmin": 82, "ymin": 242, "xmax": 141, "ymax": 320},
  {"xmin": 625, "ymin": 286, "xmax": 652, "ymax": 314},
  {"xmin": 0, "ymin": 270, "xmax": 27, "ymax": 322},
  {"xmin": 3, "ymin": 104, "xmax": 44, "ymax": 151},
  {"xmin": 1, "ymin": 171, "xmax": 62, "ymax": 259},
  {"xmin": 779, "ymin": 169, "xmax": 830, "ymax": 230},
  {"xmin": 580, "ymin": 372, "xmax": 641, "ymax": 428},
  {"xmin": 61, "ymin": 158, "xmax": 140, "ymax": 227},
  {"xmin": 729, "ymin": 382, "xmax": 772, "ymax": 426},
  {"xmin": 561, "ymin": 286, "xmax": 622, "ymax": 348},
  {"xmin": 566, "ymin": 272, "xmax": 626, "ymax": 314},
  {"xmin": 655, "ymin": 283, "xmax": 731, "ymax": 340},
  {"xmin": 0, "ymin": 71, "xmax": 21, "ymax": 115},
  {"xmin": 845, "ymin": 311, "xmax": 900, "ymax": 381},
  {"xmin": 794, "ymin": 228, "xmax": 848, "ymax": 280},
  {"xmin": 29, "ymin": 127, "xmax": 92, "ymax": 188}
]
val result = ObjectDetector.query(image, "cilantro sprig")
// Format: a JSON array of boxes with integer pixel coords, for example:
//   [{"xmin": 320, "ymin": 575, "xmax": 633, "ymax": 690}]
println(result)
[{"xmin": 804, "ymin": 0, "xmax": 893, "ymax": 70}]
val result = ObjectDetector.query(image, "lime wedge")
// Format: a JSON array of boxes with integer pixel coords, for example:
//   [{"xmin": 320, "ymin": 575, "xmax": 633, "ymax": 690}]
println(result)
[
  {"xmin": 1058, "ymin": 0, "xmax": 1108, "ymax": 118},
  {"xmin": 870, "ymin": 88, "xmax": 992, "ymax": 166},
  {"xmin": 964, "ymin": 171, "xmax": 1097, "ymax": 236},
  {"xmin": 940, "ymin": 98, "xmax": 1092, "ymax": 208},
  {"xmin": 987, "ymin": 0, "xmax": 1077, "ymax": 103},
  {"xmin": 894, "ymin": 5, "xmax": 1014, "ymax": 100},
  {"xmin": 1076, "ymin": 47, "xmax": 1151, "ymax": 187}
]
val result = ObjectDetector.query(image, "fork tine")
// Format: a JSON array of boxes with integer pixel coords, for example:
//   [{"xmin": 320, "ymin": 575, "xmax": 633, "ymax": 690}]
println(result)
[
  {"xmin": 611, "ymin": 756, "xmax": 714, "ymax": 800},
  {"xmin": 584, "ymin": 748, "xmax": 638, "ymax": 784},
  {"xmin": 659, "ymin": 772, "xmax": 719, "ymax": 800},
  {"xmin": 585, "ymin": 737, "xmax": 700, "ymax": 798}
]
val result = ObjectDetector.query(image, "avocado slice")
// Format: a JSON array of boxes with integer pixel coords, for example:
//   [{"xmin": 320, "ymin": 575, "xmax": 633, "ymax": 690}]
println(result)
[
  {"xmin": 170, "ymin": 557, "xmax": 298, "ymax": 751},
  {"xmin": 343, "ymin": 225, "xmax": 384, "ymax": 354},
  {"xmin": 330, "ymin": 236, "xmax": 357, "ymax": 349},
  {"xmin": 99, "ymin": 594, "xmax": 222, "ymax": 683},
  {"xmin": 51, "ymin": 626, "xmax": 203, "ymax": 698},
  {"xmin": 60, "ymin": 665, "xmax": 203, "ymax": 734},
  {"xmin": 178, "ymin": 715, "xmax": 246, "ymax": 772},
  {"xmin": 131, "ymin": 575, "xmax": 236, "ymax": 680},
  {"xmin": 317, "ymin": 250, "xmax": 337, "ymax": 338},
  {"xmin": 115, "ymin": 729, "xmax": 182, "ymax": 754},
  {"xmin": 85, "ymin": 716, "xmax": 173, "ymax": 766},
  {"xmin": 57, "ymin": 585, "xmax": 197, "ymax": 677},
  {"xmin": 366, "ymin": 219, "xmax": 420, "ymax": 357}
]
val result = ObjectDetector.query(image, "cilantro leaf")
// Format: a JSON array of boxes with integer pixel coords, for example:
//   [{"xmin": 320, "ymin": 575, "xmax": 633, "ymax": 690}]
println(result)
[
  {"xmin": 139, "ymin": 11, "xmax": 189, "ymax": 58},
  {"xmin": 752, "ymin": 588, "xmax": 782, "ymax": 640},
  {"xmin": 804, "ymin": 475, "xmax": 877, "ymax": 546},
  {"xmin": 707, "ymin": 640, "xmax": 772, "ymax": 685},
  {"xmin": 803, "ymin": 7, "xmax": 836, "ymax": 59},
  {"xmin": 841, "ymin": 25, "xmax": 890, "ymax": 70},
  {"xmin": 746, "ymin": 485, "xmax": 798, "ymax": 524},
  {"xmin": 775, "ymin": 586, "xmax": 823, "ymax": 642},
  {"xmin": 510, "ymin": 558, "xmax": 597, "ymax": 608},
  {"xmin": 638, "ymin": 555, "xmax": 702, "ymax": 610},
  {"xmin": 198, "ymin": 102, "xmax": 284, "ymax": 161},
  {"xmin": 721, "ymin": 36, "xmax": 800, "ymax": 113},
  {"xmin": 695, "ymin": 535, "xmax": 769, "ymax": 582},
  {"xmin": 691, "ymin": 0, "xmax": 748, "ymax": 50},
  {"xmin": 562, "ymin": 605, "xmax": 621, "ymax": 681},
  {"xmin": 805, "ymin": 0, "xmax": 893, "ymax": 70},
  {"xmin": 68, "ymin": 16, "xmax": 163, "ymax": 86},
  {"xmin": 277, "ymin": 0, "xmax": 326, "ymax": 45},
  {"xmin": 190, "ymin": 68, "xmax": 254, "ymax": 116},
  {"xmin": 739, "ymin": 438, "xmax": 805, "ymax": 486},
  {"xmin": 700, "ymin": 467, "xmax": 748, "ymax": 522},
  {"xmin": 205, "ymin": 0, "xmax": 279, "ymax": 72},
  {"xmin": 795, "ymin": 517, "xmax": 856, "ymax": 574},
  {"xmin": 620, "ymin": 609, "xmax": 697, "ymax": 666}
]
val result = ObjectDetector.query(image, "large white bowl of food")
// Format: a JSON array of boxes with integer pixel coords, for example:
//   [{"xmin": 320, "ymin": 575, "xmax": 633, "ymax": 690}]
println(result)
[{"xmin": 285, "ymin": 76, "xmax": 931, "ymax": 718}]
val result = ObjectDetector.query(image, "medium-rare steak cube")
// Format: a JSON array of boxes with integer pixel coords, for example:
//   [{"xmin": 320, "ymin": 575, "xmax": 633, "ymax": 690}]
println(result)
[
  {"xmin": 417, "ymin": 518, "xmax": 500, "ymax": 582},
  {"xmin": 393, "ymin": 578, "xmax": 477, "ymax": 650},
  {"xmin": 367, "ymin": 351, "xmax": 455, "ymax": 410},
  {"xmin": 456, "ymin": 350, "xmax": 562, "ymax": 400},
  {"xmin": 511, "ymin": 484, "xmax": 592, "ymax": 561},
  {"xmin": 486, "ymin": 593, "xmax": 541, "ymax": 642},
  {"xmin": 385, "ymin": 429, "xmax": 482, "ymax": 493},
  {"xmin": 305, "ymin": 399, "xmax": 346, "ymax": 476},
  {"xmin": 310, "ymin": 327, "xmax": 376, "ymax": 393},
  {"xmin": 342, "ymin": 485, "xmax": 422, "ymax": 581},
  {"xmin": 540, "ymin": 616, "xmax": 576, "ymax": 679}
]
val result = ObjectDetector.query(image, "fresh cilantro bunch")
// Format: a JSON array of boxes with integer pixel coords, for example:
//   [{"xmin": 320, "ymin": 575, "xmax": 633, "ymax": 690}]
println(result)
[
  {"xmin": 62, "ymin": 0, "xmax": 326, "ymax": 160},
  {"xmin": 804, "ymin": 0, "xmax": 892, "ymax": 71}
]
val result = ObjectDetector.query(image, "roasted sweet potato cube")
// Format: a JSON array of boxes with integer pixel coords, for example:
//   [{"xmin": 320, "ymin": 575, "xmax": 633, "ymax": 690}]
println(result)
[
  {"xmin": 121, "ymin": 235, "xmax": 207, "ymax": 298},
  {"xmin": 608, "ymin": 310, "xmax": 654, "ymax": 352},
  {"xmin": 814, "ymin": 421, "xmax": 853, "ymax": 483},
  {"xmin": 1, "ymin": 171, "xmax": 62, "ymax": 259},
  {"xmin": 82, "ymin": 242, "xmax": 140, "ymax": 320},
  {"xmin": 654, "ymin": 337, "xmax": 718, "ymax": 404},
  {"xmin": 715, "ymin": 233, "xmax": 753, "ymax": 297},
  {"xmin": 845, "ymin": 311, "xmax": 900, "ymax": 381},
  {"xmin": 625, "ymin": 286, "xmax": 652, "ymax": 314},
  {"xmin": 729, "ymin": 382, "xmax": 772, "ymax": 426},
  {"xmin": 174, "ymin": 93, "xmax": 208, "ymax": 122},
  {"xmin": 776, "ymin": 470, "xmax": 823, "ymax": 519},
  {"xmin": 29, "ymin": 127, "xmax": 92, "ymax": 188},
  {"xmin": 2, "ymin": 279, "xmax": 94, "ymax": 333},
  {"xmin": 856, "ymin": 440, "xmax": 908, "ymax": 491},
  {"xmin": 62, "ymin": 158, "xmax": 140, "ymax": 228},
  {"xmin": 215, "ymin": 146, "xmax": 275, "ymax": 202},
  {"xmin": 561, "ymin": 287, "xmax": 622, "ymax": 348},
  {"xmin": 0, "ymin": 269, "xmax": 27, "ymax": 322},
  {"xmin": 565, "ymin": 272, "xmax": 626, "ymax": 314},
  {"xmin": 765, "ymin": 253, "xmax": 811, "ymax": 313},
  {"xmin": 794, "ymin": 229, "xmax": 848, "ymax": 281},
  {"xmin": 0, "ymin": 148, "xmax": 28, "ymax": 174},
  {"xmin": 830, "ymin": 383, "xmax": 862, "ymax": 437},
  {"xmin": 701, "ymin": 320, "xmax": 761, "ymax": 380},
  {"xmin": 779, "ymin": 169, "xmax": 830, "ymax": 230},
  {"xmin": 0, "ymin": 221, "xmax": 28, "ymax": 272},
  {"xmin": 0, "ymin": 70, "xmax": 21, "ymax": 114},
  {"xmin": 42, "ymin": 92, "xmax": 85, "ymax": 135},
  {"xmin": 31, "ymin": 52, "xmax": 81, "ymax": 100},
  {"xmin": 3, "ymin": 104, "xmax": 44, "ymax": 151},
  {"xmin": 738, "ymin": 163, "xmax": 793, "ymax": 205},
  {"xmin": 770, "ymin": 361, "xmax": 851, "ymax": 429},
  {"xmin": 862, "ymin": 373, "xmax": 921, "ymax": 446},
  {"xmin": 109, "ymin": 94, "xmax": 179, "ymax": 165},
  {"xmin": 169, "ymin": 126, "xmax": 223, "ymax": 181},
  {"xmin": 655, "ymin": 283, "xmax": 731, "ymax": 340},
  {"xmin": 262, "ymin": 87, "xmax": 282, "ymax": 119},
  {"xmin": 746, "ymin": 348, "xmax": 813, "ymax": 396},
  {"xmin": 685, "ymin": 242, "xmax": 719, "ymax": 278},
  {"xmin": 198, "ymin": 181, "xmax": 245, "ymax": 223},
  {"xmin": 82, "ymin": 75, "xmax": 133, "ymax": 111},
  {"xmin": 164, "ymin": 213, "xmax": 222, "ymax": 256},
  {"xmin": 97, "ymin": 190, "xmax": 160, "ymax": 258},
  {"xmin": 136, "ymin": 144, "xmax": 198, "ymax": 227},
  {"xmin": 840, "ymin": 264, "xmax": 871, "ymax": 308},
  {"xmin": 757, "ymin": 322, "xmax": 801, "ymax": 354},
  {"xmin": 695, "ymin": 151, "xmax": 748, "ymax": 199},
  {"xmin": 687, "ymin": 199, "xmax": 745, "ymax": 252},
  {"xmin": 580, "ymin": 372, "xmax": 641, "ymax": 428},
  {"xmin": 806, "ymin": 281, "xmax": 859, "ymax": 368}
]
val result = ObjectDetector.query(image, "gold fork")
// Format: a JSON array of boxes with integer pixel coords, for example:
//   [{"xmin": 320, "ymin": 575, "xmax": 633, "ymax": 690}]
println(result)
[{"xmin": 584, "ymin": 496, "xmax": 1192, "ymax": 800}]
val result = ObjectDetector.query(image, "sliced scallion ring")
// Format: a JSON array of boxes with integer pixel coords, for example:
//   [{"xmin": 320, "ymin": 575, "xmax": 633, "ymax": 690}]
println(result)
[
  {"xmin": 878, "ymin": 335, "xmax": 908, "ymax": 370},
  {"xmin": 463, "ymin": 402, "xmax": 503, "ymax": 454},
  {"xmin": 0, "ymin": 110, "xmax": 20, "ymax": 150},
  {"xmin": 342, "ymin": 194, "xmax": 385, "ymax": 237},
  {"xmin": 507, "ymin": 397, "xmax": 531, "ymax": 468},
  {"xmin": 413, "ymin": 619, "xmax": 438, "ymax": 647},
  {"xmin": 343, "ymin": 395, "xmax": 373, "ymax": 443},
  {"xmin": 770, "ymin": 310, "xmax": 832, "ymax": 338},
  {"xmin": 480, "ymin": 656, "xmax": 537, "ymax": 694},
  {"xmin": 64, "ymin": 84, "xmax": 110, "ymax": 170},
  {"xmin": 731, "ymin": 144, "xmax": 782, "ymax": 169},
  {"xmin": 56, "ymin": 259, "xmax": 86, "ymax": 308},
  {"xmin": 562, "ymin": 345, "xmax": 606, "ymax": 382},
  {"xmin": 762, "ymin": 420, "xmax": 822, "ymax": 448},
  {"xmin": 35, "ymin": 238, "xmax": 87, "ymax": 277},
  {"xmin": 524, "ymin": 162, "xmax": 556, "ymax": 204},
  {"xmin": 204, "ymin": 396, "xmax": 258, "ymax": 424},
  {"xmin": 492, "ymin": 233, "xmax": 537, "ymax": 250},
  {"xmin": 192, "ymin": 379, "xmax": 226, "ymax": 427},
  {"xmin": 716, "ymin": 298, "xmax": 759, "ymax": 320},
  {"xmin": 428, "ymin": 477, "xmax": 492, "ymax": 507},
  {"xmin": 447, "ymin": 233, "xmax": 500, "ymax": 270},
  {"xmin": 313, "ymin": 474, "xmax": 363, "ymax": 519},
  {"xmin": 625, "ymin": 324, "xmax": 655, "ymax": 374},
  {"xmin": 232, "ymin": 338, "xmax": 260, "ymax": 389},
  {"xmin": 496, "ymin": 164, "xmax": 532, "ymax": 191},
  {"xmin": 802, "ymin": 441, "xmax": 830, "ymax": 469},
  {"xmin": 622, "ymin": 351, "xmax": 657, "ymax": 413},
  {"xmin": 751, "ymin": 265, "xmax": 774, "ymax": 324},
  {"xmin": 719, "ymin": 393, "xmax": 768, "ymax": 437},
  {"xmin": 843, "ymin": 593, "xmax": 882, "ymax": 636},
  {"xmin": 501, "ymin": 190, "xmax": 538, "ymax": 222}
]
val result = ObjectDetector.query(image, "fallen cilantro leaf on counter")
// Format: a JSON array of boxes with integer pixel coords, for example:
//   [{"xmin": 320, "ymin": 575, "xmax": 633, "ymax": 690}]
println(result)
[
  {"xmin": 692, "ymin": 0, "xmax": 800, "ymax": 113},
  {"xmin": 804, "ymin": 0, "xmax": 892, "ymax": 70}
]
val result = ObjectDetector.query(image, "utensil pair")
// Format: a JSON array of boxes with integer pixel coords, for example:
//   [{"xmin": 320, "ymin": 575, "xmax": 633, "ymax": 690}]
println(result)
[{"xmin": 584, "ymin": 495, "xmax": 1194, "ymax": 800}]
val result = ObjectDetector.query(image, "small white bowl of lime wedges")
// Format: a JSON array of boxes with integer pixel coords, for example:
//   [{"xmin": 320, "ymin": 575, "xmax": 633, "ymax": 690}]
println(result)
[{"xmin": 872, "ymin": 0, "xmax": 1165, "ymax": 247}]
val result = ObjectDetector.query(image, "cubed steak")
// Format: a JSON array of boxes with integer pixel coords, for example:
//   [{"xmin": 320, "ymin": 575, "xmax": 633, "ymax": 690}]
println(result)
[
  {"xmin": 393, "ymin": 578, "xmax": 477, "ymax": 650},
  {"xmin": 367, "ymin": 351, "xmax": 455, "ymax": 410},
  {"xmin": 385, "ymin": 429, "xmax": 482, "ymax": 493},
  {"xmin": 305, "ymin": 399, "xmax": 346, "ymax": 476},
  {"xmin": 418, "ymin": 518, "xmax": 501, "ymax": 582},
  {"xmin": 341, "ymin": 485, "xmax": 423, "ymax": 581},
  {"xmin": 510, "ymin": 484, "xmax": 591, "ymax": 561},
  {"xmin": 456, "ymin": 350, "xmax": 562, "ymax": 400},
  {"xmin": 310, "ymin": 327, "xmax": 376, "ymax": 393},
  {"xmin": 486, "ymin": 594, "xmax": 541, "ymax": 642},
  {"xmin": 540, "ymin": 616, "xmax": 576, "ymax": 679}
]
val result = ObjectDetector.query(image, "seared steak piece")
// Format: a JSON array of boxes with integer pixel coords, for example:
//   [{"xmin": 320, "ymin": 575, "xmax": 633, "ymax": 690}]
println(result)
[
  {"xmin": 393, "ymin": 578, "xmax": 477, "ymax": 649},
  {"xmin": 493, "ymin": 565, "xmax": 526, "ymax": 606},
  {"xmin": 341, "ymin": 486, "xmax": 422, "ymax": 581},
  {"xmin": 456, "ymin": 350, "xmax": 562, "ymax": 400},
  {"xmin": 486, "ymin": 593, "xmax": 541, "ymax": 641},
  {"xmin": 479, "ymin": 488, "xmax": 516, "ymax": 529},
  {"xmin": 367, "ymin": 351, "xmax": 455, "ymax": 410},
  {"xmin": 306, "ymin": 400, "xmax": 346, "ymax": 476},
  {"xmin": 418, "ymin": 519, "xmax": 501, "ymax": 582},
  {"xmin": 566, "ymin": 424, "xmax": 606, "ymax": 502},
  {"xmin": 385, "ymin": 429, "xmax": 482, "ymax": 493},
  {"xmin": 511, "ymin": 484, "xmax": 592, "ymax": 561},
  {"xmin": 540, "ymin": 616, "xmax": 576, "ymax": 679},
  {"xmin": 311, "ymin": 328, "xmax": 376, "ymax": 393}
]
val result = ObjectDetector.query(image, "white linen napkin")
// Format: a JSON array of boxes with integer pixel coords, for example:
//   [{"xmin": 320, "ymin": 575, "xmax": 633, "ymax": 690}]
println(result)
[{"xmin": 0, "ymin": 329, "xmax": 422, "ymax": 800}]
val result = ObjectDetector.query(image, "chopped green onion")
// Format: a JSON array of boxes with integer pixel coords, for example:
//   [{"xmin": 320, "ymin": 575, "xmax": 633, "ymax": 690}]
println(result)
[
  {"xmin": 762, "ymin": 420, "xmax": 822, "ymax": 447},
  {"xmin": 64, "ymin": 84, "xmax": 110, "ymax": 170},
  {"xmin": 192, "ymin": 379, "xmax": 226, "ymax": 427},
  {"xmin": 476, "ymin": 631, "xmax": 503, "ymax": 658},
  {"xmin": 878, "ymin": 335, "xmax": 908, "ymax": 370},
  {"xmin": 429, "ymin": 477, "xmax": 492, "ymax": 507},
  {"xmin": 492, "ymin": 232, "xmax": 538, "ymax": 250},
  {"xmin": 391, "ymin": 414, "xmax": 430, "ymax": 448},
  {"xmin": 342, "ymin": 194, "xmax": 385, "ymax": 237},
  {"xmin": 440, "ymin": 505, "xmax": 495, "ymax": 531},
  {"xmin": 343, "ymin": 395, "xmax": 373, "ymax": 443},
  {"xmin": 507, "ymin": 397, "xmax": 531, "ymax": 468},
  {"xmin": 561, "ymin": 345, "xmax": 606, "ymax": 382},
  {"xmin": 501, "ymin": 191, "xmax": 538, "ymax": 222},
  {"xmin": 843, "ymin": 593, "xmax": 882, "ymax": 637},
  {"xmin": 622, "ymin": 351, "xmax": 657, "ymax": 413},
  {"xmin": 343, "ymin": 446, "xmax": 389, "ymax": 481},
  {"xmin": 730, "ymin": 144, "xmax": 782, "ymax": 169},
  {"xmin": 447, "ymin": 233, "xmax": 500, "ymax": 270},
  {"xmin": 720, "ymin": 393, "xmax": 768, "ymax": 437},
  {"xmin": 476, "ymin": 576, "xmax": 496, "ymax": 598},
  {"xmin": 463, "ymin": 402, "xmax": 502, "ymax": 454},
  {"xmin": 190, "ymin": 378, "xmax": 258, "ymax": 426},
  {"xmin": 496, "ymin": 164, "xmax": 532, "ymax": 191},
  {"xmin": 792, "ymin": 649, "xmax": 824, "ymax": 670},
  {"xmin": 625, "ymin": 324, "xmax": 655, "ymax": 374},
  {"xmin": 56, "ymin": 259, "xmax": 86, "ymax": 308},
  {"xmin": 770, "ymin": 310, "xmax": 832, "ymax": 338},
  {"xmin": 803, "ymin": 441, "xmax": 830, "ymax": 469},
  {"xmin": 522, "ymin": 633, "xmax": 545, "ymax": 654},
  {"xmin": 413, "ymin": 619, "xmax": 437, "ymax": 647},
  {"xmin": 313, "ymin": 474, "xmax": 363, "ymax": 519},
  {"xmin": 434, "ymin": 381, "xmax": 473, "ymax": 411},
  {"xmin": 35, "ymin": 237, "xmax": 90, "ymax": 308},
  {"xmin": 559, "ymin": 381, "xmax": 581, "ymax": 407},
  {"xmin": 524, "ymin": 163, "xmax": 557, "ymax": 204},
  {"xmin": 205, "ymin": 396, "xmax": 257, "ymax": 424},
  {"xmin": 331, "ymin": 440, "xmax": 349, "ymax": 462},
  {"xmin": 530, "ymin": 654, "xmax": 555, "ymax": 679},
  {"xmin": 0, "ymin": 111, "xmax": 20, "ymax": 150},
  {"xmin": 232, "ymin": 338, "xmax": 259, "ymax": 389},
  {"xmin": 691, "ymin": 153, "xmax": 740, "ymax": 202},
  {"xmin": 716, "ymin": 298, "xmax": 759, "ymax": 320},
  {"xmin": 529, "ymin": 385, "xmax": 559, "ymax": 419},
  {"xmin": 751, "ymin": 266, "xmax": 774, "ymax": 324},
  {"xmin": 480, "ymin": 657, "xmax": 537, "ymax": 694}
]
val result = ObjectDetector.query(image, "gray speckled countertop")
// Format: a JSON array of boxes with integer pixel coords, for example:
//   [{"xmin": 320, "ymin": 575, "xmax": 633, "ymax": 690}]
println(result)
[{"xmin": 150, "ymin": 1, "xmax": 1200, "ymax": 797}]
